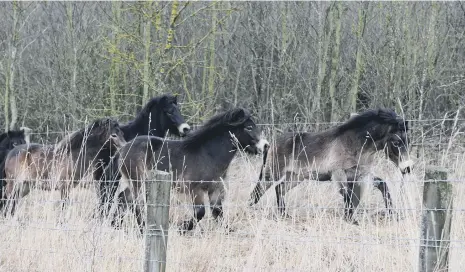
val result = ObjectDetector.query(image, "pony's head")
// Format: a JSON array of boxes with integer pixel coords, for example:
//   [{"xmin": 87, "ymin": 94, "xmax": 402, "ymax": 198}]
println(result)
[
  {"xmin": 0, "ymin": 128, "xmax": 29, "ymax": 150},
  {"xmin": 91, "ymin": 118, "xmax": 127, "ymax": 149},
  {"xmin": 221, "ymin": 108, "xmax": 269, "ymax": 155},
  {"xmin": 343, "ymin": 109, "xmax": 412, "ymax": 174},
  {"xmin": 144, "ymin": 94, "xmax": 190, "ymax": 137}
]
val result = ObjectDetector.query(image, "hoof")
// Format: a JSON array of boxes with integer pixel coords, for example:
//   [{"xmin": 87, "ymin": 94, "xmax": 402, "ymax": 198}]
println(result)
[
  {"xmin": 344, "ymin": 215, "xmax": 359, "ymax": 226},
  {"xmin": 247, "ymin": 198, "xmax": 258, "ymax": 207},
  {"xmin": 377, "ymin": 210, "xmax": 402, "ymax": 222},
  {"xmin": 178, "ymin": 220, "xmax": 194, "ymax": 235}
]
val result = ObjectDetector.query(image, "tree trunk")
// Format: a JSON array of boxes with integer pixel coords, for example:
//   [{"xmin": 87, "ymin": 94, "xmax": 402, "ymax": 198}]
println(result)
[
  {"xmin": 142, "ymin": 2, "xmax": 152, "ymax": 103},
  {"xmin": 6, "ymin": 1, "xmax": 20, "ymax": 131},
  {"xmin": 109, "ymin": 1, "xmax": 121, "ymax": 116},
  {"xmin": 328, "ymin": 2, "xmax": 342, "ymax": 122},
  {"xmin": 207, "ymin": 1, "xmax": 217, "ymax": 98},
  {"xmin": 314, "ymin": 3, "xmax": 331, "ymax": 120},
  {"xmin": 348, "ymin": 2, "xmax": 368, "ymax": 113},
  {"xmin": 419, "ymin": 2, "xmax": 439, "ymax": 122}
]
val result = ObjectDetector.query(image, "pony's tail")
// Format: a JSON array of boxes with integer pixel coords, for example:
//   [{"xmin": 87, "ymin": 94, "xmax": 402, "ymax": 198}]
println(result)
[{"xmin": 249, "ymin": 145, "xmax": 270, "ymax": 206}]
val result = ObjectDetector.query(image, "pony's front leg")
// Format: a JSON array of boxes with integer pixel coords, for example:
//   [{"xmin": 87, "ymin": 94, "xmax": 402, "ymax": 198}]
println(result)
[
  {"xmin": 108, "ymin": 177, "xmax": 131, "ymax": 228},
  {"xmin": 179, "ymin": 187, "xmax": 207, "ymax": 234},
  {"xmin": 131, "ymin": 179, "xmax": 146, "ymax": 234},
  {"xmin": 97, "ymin": 179, "xmax": 119, "ymax": 219},
  {"xmin": 338, "ymin": 182, "xmax": 360, "ymax": 224},
  {"xmin": 3, "ymin": 178, "xmax": 31, "ymax": 217},
  {"xmin": 334, "ymin": 169, "xmax": 358, "ymax": 224},
  {"xmin": 59, "ymin": 181, "xmax": 72, "ymax": 213}
]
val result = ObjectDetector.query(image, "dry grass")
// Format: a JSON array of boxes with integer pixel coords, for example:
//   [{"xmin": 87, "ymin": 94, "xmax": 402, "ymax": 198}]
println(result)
[{"xmin": 1, "ymin": 152, "xmax": 465, "ymax": 272}]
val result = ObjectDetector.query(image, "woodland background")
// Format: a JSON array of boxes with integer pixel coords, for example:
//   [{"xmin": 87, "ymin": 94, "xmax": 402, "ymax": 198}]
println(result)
[{"xmin": 0, "ymin": 1, "xmax": 464, "ymax": 139}]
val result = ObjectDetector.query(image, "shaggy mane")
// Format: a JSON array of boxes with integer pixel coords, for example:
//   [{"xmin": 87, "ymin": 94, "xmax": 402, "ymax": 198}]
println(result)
[
  {"xmin": 0, "ymin": 130, "xmax": 25, "ymax": 145},
  {"xmin": 182, "ymin": 108, "xmax": 251, "ymax": 149},
  {"xmin": 337, "ymin": 108, "xmax": 407, "ymax": 135},
  {"xmin": 55, "ymin": 118, "xmax": 115, "ymax": 153},
  {"xmin": 129, "ymin": 94, "xmax": 177, "ymax": 125}
]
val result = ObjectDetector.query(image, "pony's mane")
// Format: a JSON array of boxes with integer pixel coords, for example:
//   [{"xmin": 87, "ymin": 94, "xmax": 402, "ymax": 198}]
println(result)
[
  {"xmin": 0, "ymin": 130, "xmax": 25, "ymax": 144},
  {"xmin": 132, "ymin": 94, "xmax": 176, "ymax": 122},
  {"xmin": 182, "ymin": 108, "xmax": 251, "ymax": 149},
  {"xmin": 337, "ymin": 108, "xmax": 407, "ymax": 135},
  {"xmin": 55, "ymin": 118, "xmax": 114, "ymax": 153}
]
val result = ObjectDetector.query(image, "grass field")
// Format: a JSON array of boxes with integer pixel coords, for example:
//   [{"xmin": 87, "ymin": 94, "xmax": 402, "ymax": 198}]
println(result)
[{"xmin": 1, "ymin": 151, "xmax": 465, "ymax": 272}]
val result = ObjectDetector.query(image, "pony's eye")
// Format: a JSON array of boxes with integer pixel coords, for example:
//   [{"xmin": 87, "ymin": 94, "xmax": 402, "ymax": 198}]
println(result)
[
  {"xmin": 245, "ymin": 126, "xmax": 253, "ymax": 131},
  {"xmin": 111, "ymin": 134, "xmax": 118, "ymax": 138}
]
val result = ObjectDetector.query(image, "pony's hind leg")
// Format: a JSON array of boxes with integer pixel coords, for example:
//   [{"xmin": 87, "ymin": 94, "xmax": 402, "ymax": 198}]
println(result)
[
  {"xmin": 275, "ymin": 171, "xmax": 303, "ymax": 218},
  {"xmin": 180, "ymin": 188, "xmax": 207, "ymax": 234},
  {"xmin": 208, "ymin": 183, "xmax": 226, "ymax": 220}
]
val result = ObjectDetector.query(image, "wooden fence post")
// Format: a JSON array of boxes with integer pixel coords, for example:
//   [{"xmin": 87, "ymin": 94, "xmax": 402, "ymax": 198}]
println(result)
[
  {"xmin": 419, "ymin": 166, "xmax": 453, "ymax": 272},
  {"xmin": 144, "ymin": 170, "xmax": 172, "ymax": 272}
]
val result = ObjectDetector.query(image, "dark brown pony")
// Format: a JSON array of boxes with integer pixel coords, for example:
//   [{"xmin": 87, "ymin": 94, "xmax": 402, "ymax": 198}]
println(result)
[
  {"xmin": 1, "ymin": 118, "xmax": 126, "ymax": 215},
  {"xmin": 0, "ymin": 128, "xmax": 31, "ymax": 209},
  {"xmin": 110, "ymin": 108, "xmax": 269, "ymax": 232},
  {"xmin": 250, "ymin": 108, "xmax": 412, "ymax": 222}
]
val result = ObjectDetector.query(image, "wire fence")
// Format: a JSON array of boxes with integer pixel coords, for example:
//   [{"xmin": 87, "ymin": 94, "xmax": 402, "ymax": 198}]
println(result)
[
  {"xmin": 1, "ymin": 167, "xmax": 465, "ymax": 272},
  {"xmin": 2, "ymin": 119, "xmax": 465, "ymax": 271}
]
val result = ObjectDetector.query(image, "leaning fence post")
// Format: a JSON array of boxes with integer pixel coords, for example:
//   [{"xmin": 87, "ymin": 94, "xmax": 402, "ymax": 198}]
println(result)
[
  {"xmin": 419, "ymin": 166, "xmax": 452, "ymax": 272},
  {"xmin": 144, "ymin": 170, "xmax": 172, "ymax": 272}
]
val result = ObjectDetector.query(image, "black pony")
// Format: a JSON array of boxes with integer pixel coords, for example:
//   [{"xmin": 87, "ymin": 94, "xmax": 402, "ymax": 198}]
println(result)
[
  {"xmin": 250, "ymin": 108, "xmax": 412, "ymax": 222},
  {"xmin": 120, "ymin": 94, "xmax": 190, "ymax": 140},
  {"xmin": 0, "ymin": 128, "xmax": 31, "ymax": 210},
  {"xmin": 108, "ymin": 108, "xmax": 269, "ymax": 233}
]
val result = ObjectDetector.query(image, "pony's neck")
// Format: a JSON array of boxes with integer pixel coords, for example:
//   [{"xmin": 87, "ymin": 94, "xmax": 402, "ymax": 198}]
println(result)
[
  {"xmin": 122, "ymin": 111, "xmax": 163, "ymax": 140},
  {"xmin": 198, "ymin": 131, "xmax": 238, "ymax": 165}
]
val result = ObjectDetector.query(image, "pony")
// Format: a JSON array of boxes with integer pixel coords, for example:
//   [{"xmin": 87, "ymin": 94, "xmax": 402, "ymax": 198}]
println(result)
[
  {"xmin": 249, "ymin": 108, "xmax": 412, "ymax": 222},
  {"xmin": 0, "ymin": 128, "xmax": 31, "ymax": 164},
  {"xmin": 96, "ymin": 94, "xmax": 191, "ymax": 216},
  {"xmin": 1, "ymin": 118, "xmax": 126, "ymax": 215},
  {"xmin": 120, "ymin": 94, "xmax": 190, "ymax": 140},
  {"xmin": 107, "ymin": 108, "xmax": 269, "ymax": 232},
  {"xmin": 0, "ymin": 128, "xmax": 31, "ymax": 206}
]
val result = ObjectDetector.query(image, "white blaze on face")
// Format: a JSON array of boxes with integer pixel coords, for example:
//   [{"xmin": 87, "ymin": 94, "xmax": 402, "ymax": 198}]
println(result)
[
  {"xmin": 256, "ymin": 138, "xmax": 270, "ymax": 153},
  {"xmin": 399, "ymin": 159, "xmax": 414, "ymax": 171},
  {"xmin": 177, "ymin": 123, "xmax": 191, "ymax": 136}
]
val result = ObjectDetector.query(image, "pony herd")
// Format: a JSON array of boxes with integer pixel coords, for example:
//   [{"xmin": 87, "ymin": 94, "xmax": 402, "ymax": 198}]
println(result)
[{"xmin": 0, "ymin": 93, "xmax": 413, "ymax": 234}]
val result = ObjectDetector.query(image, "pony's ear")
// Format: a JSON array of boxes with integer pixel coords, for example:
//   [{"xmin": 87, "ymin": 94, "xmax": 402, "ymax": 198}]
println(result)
[
  {"xmin": 173, "ymin": 94, "xmax": 178, "ymax": 103},
  {"xmin": 228, "ymin": 108, "xmax": 248, "ymax": 126},
  {"xmin": 94, "ymin": 118, "xmax": 110, "ymax": 129},
  {"xmin": 159, "ymin": 95, "xmax": 168, "ymax": 104}
]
